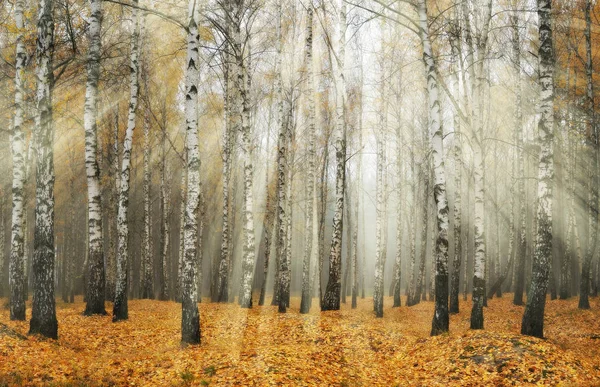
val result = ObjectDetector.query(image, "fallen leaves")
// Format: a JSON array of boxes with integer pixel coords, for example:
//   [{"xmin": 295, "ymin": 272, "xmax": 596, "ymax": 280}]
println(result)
[{"xmin": 0, "ymin": 295, "xmax": 599, "ymax": 386}]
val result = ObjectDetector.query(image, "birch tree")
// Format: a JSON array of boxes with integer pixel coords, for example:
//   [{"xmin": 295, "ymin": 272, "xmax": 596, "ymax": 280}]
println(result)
[
  {"xmin": 29, "ymin": 0, "xmax": 58, "ymax": 339},
  {"xmin": 83, "ymin": 0, "xmax": 107, "ymax": 316},
  {"xmin": 9, "ymin": 0, "xmax": 27, "ymax": 322},
  {"xmin": 300, "ymin": 4, "xmax": 316, "ymax": 314},
  {"xmin": 418, "ymin": 0, "xmax": 450, "ymax": 334},
  {"xmin": 521, "ymin": 0, "xmax": 555, "ymax": 339},
  {"xmin": 180, "ymin": 0, "xmax": 201, "ymax": 344},
  {"xmin": 321, "ymin": 0, "xmax": 347, "ymax": 312},
  {"xmin": 579, "ymin": 0, "xmax": 597, "ymax": 310},
  {"xmin": 113, "ymin": 1, "xmax": 141, "ymax": 322},
  {"xmin": 373, "ymin": 53, "xmax": 387, "ymax": 318}
]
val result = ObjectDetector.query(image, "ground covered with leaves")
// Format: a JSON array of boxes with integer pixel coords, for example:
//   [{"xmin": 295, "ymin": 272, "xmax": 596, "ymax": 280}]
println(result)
[{"xmin": 1, "ymin": 294, "xmax": 599, "ymax": 386}]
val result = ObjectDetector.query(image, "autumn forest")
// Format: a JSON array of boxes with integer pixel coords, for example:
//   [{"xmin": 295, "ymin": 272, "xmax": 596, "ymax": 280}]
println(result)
[{"xmin": 1, "ymin": 0, "xmax": 600, "ymax": 385}]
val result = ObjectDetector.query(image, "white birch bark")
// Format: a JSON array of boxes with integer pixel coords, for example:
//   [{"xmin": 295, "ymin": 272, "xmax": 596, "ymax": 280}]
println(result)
[
  {"xmin": 392, "ymin": 122, "xmax": 403, "ymax": 308},
  {"xmin": 467, "ymin": 0, "xmax": 492, "ymax": 330},
  {"xmin": 321, "ymin": 0, "xmax": 347, "ymax": 312},
  {"xmin": 141, "ymin": 59, "xmax": 153, "ymax": 300},
  {"xmin": 177, "ymin": 152, "xmax": 187, "ymax": 302},
  {"xmin": 510, "ymin": 13, "xmax": 527, "ymax": 306},
  {"xmin": 181, "ymin": 0, "xmax": 201, "ymax": 344},
  {"xmin": 579, "ymin": 0, "xmax": 597, "ymax": 310},
  {"xmin": 159, "ymin": 130, "xmax": 171, "ymax": 301},
  {"xmin": 29, "ymin": 0, "xmax": 58, "ymax": 339},
  {"xmin": 0, "ymin": 194, "xmax": 5, "ymax": 298},
  {"xmin": 238, "ymin": 15, "xmax": 257, "ymax": 309},
  {"xmin": 300, "ymin": 4, "xmax": 316, "ymax": 314},
  {"xmin": 373, "ymin": 56, "xmax": 387, "ymax": 318},
  {"xmin": 521, "ymin": 0, "xmax": 555, "ymax": 338},
  {"xmin": 113, "ymin": 2, "xmax": 141, "ymax": 321},
  {"xmin": 83, "ymin": 0, "xmax": 107, "ymax": 315},
  {"xmin": 106, "ymin": 110, "xmax": 119, "ymax": 302},
  {"xmin": 9, "ymin": 0, "xmax": 27, "ymax": 322},
  {"xmin": 449, "ymin": 30, "xmax": 462, "ymax": 313},
  {"xmin": 274, "ymin": 0, "xmax": 289, "ymax": 312}
]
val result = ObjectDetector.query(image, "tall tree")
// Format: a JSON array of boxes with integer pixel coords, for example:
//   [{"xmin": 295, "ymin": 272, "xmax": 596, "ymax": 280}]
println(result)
[
  {"xmin": 321, "ymin": 0, "xmax": 347, "ymax": 312},
  {"xmin": 413, "ymin": 0, "xmax": 451, "ymax": 335},
  {"xmin": 113, "ymin": 0, "xmax": 141, "ymax": 322},
  {"xmin": 521, "ymin": 0, "xmax": 555, "ymax": 338},
  {"xmin": 83, "ymin": 0, "xmax": 107, "ymax": 316},
  {"xmin": 449, "ymin": 23, "xmax": 462, "ymax": 314},
  {"xmin": 373, "ymin": 52, "xmax": 387, "ymax": 318},
  {"xmin": 180, "ymin": 0, "xmax": 201, "ymax": 344},
  {"xmin": 512, "ymin": 11, "xmax": 527, "ymax": 307},
  {"xmin": 9, "ymin": 0, "xmax": 27, "ymax": 322},
  {"xmin": 300, "ymin": 4, "xmax": 316, "ymax": 314},
  {"xmin": 29, "ymin": 0, "xmax": 58, "ymax": 339},
  {"xmin": 579, "ymin": 0, "xmax": 597, "ymax": 310}
]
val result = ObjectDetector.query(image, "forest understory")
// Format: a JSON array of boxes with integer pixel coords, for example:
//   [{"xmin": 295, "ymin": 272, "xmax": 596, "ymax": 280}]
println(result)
[{"xmin": 1, "ymin": 295, "xmax": 599, "ymax": 386}]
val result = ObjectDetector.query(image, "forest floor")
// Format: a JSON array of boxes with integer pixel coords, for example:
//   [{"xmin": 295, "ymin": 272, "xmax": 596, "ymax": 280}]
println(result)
[{"xmin": 1, "ymin": 294, "xmax": 600, "ymax": 386}]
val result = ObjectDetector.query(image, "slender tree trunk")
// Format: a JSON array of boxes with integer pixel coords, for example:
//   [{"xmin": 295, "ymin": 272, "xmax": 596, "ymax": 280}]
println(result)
[
  {"xmin": 29, "ymin": 0, "xmax": 58, "ymax": 339},
  {"xmin": 300, "ymin": 5, "xmax": 316, "ymax": 314},
  {"xmin": 521, "ymin": 0, "xmax": 555, "ymax": 338},
  {"xmin": 83, "ymin": 0, "xmax": 106, "ymax": 315},
  {"xmin": 106, "ymin": 110, "xmax": 119, "ymax": 302},
  {"xmin": 273, "ymin": 0, "xmax": 288, "ymax": 311},
  {"xmin": 468, "ymin": 0, "xmax": 492, "ymax": 330},
  {"xmin": 0, "ymin": 195, "xmax": 5, "ymax": 298},
  {"xmin": 178, "ymin": 151, "xmax": 187, "ymax": 302},
  {"xmin": 113, "ymin": 2, "xmax": 140, "ymax": 321},
  {"xmin": 417, "ymin": 0, "xmax": 450, "ymax": 334},
  {"xmin": 238, "ymin": 23, "xmax": 257, "ymax": 309},
  {"xmin": 561, "ymin": 75, "xmax": 574, "ymax": 300},
  {"xmin": 393, "ymin": 122, "xmax": 403, "ymax": 308},
  {"xmin": 511, "ymin": 13, "xmax": 527, "ymax": 307},
  {"xmin": 141, "ymin": 77, "xmax": 153, "ymax": 300},
  {"xmin": 321, "ymin": 1, "xmax": 347, "ymax": 312},
  {"xmin": 159, "ymin": 128, "xmax": 171, "ymax": 301},
  {"xmin": 9, "ymin": 0, "xmax": 27, "ymax": 322},
  {"xmin": 373, "ymin": 58, "xmax": 387, "ymax": 317},
  {"xmin": 181, "ymin": 0, "xmax": 201, "ymax": 344},
  {"xmin": 579, "ymin": 0, "xmax": 597, "ymax": 310},
  {"xmin": 449, "ymin": 32, "xmax": 462, "ymax": 314}
]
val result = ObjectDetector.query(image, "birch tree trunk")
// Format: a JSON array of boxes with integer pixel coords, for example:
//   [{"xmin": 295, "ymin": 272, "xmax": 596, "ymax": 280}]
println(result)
[
  {"xmin": 468, "ymin": 0, "xmax": 492, "ymax": 330},
  {"xmin": 561, "ymin": 75, "xmax": 574, "ymax": 300},
  {"xmin": 521, "ymin": 0, "xmax": 555, "ymax": 338},
  {"xmin": 177, "ymin": 152, "xmax": 187, "ymax": 302},
  {"xmin": 9, "ymin": 0, "xmax": 27, "ymax": 322},
  {"xmin": 373, "ymin": 58, "xmax": 387, "ymax": 318},
  {"xmin": 181, "ymin": 0, "xmax": 201, "ymax": 344},
  {"xmin": 238, "ymin": 17, "xmax": 257, "ymax": 309},
  {"xmin": 159, "ymin": 129, "xmax": 171, "ymax": 301},
  {"xmin": 449, "ymin": 32, "xmax": 462, "ymax": 314},
  {"xmin": 83, "ymin": 0, "xmax": 107, "ymax": 316},
  {"xmin": 273, "ymin": 0, "xmax": 289, "ymax": 312},
  {"xmin": 0, "ymin": 194, "xmax": 5, "ymax": 298},
  {"xmin": 29, "ymin": 0, "xmax": 58, "ymax": 339},
  {"xmin": 300, "ymin": 5, "xmax": 316, "ymax": 314},
  {"xmin": 512, "ymin": 13, "xmax": 527, "ymax": 307},
  {"xmin": 141, "ymin": 63, "xmax": 153, "ymax": 300},
  {"xmin": 321, "ymin": 0, "xmax": 347, "ymax": 312},
  {"xmin": 415, "ymin": 0, "xmax": 450, "ymax": 334},
  {"xmin": 393, "ymin": 123, "xmax": 403, "ymax": 308},
  {"xmin": 579, "ymin": 0, "xmax": 597, "ymax": 310},
  {"xmin": 106, "ymin": 110, "xmax": 119, "ymax": 302},
  {"xmin": 113, "ymin": 1, "xmax": 141, "ymax": 322}
]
